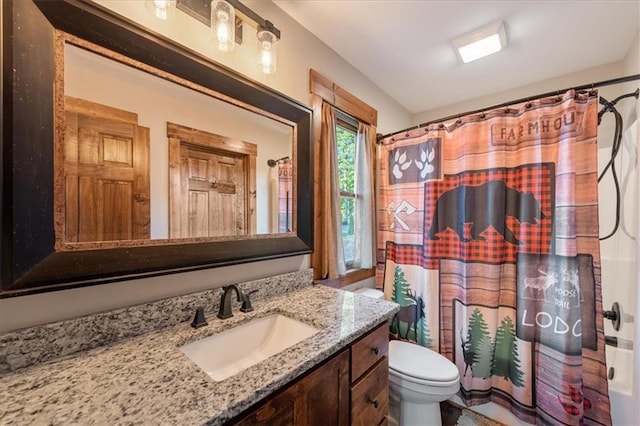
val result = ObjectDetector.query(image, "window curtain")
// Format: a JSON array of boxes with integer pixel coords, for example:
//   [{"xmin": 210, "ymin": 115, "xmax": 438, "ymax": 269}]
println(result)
[
  {"xmin": 316, "ymin": 101, "xmax": 346, "ymax": 279},
  {"xmin": 354, "ymin": 122, "xmax": 376, "ymax": 269}
]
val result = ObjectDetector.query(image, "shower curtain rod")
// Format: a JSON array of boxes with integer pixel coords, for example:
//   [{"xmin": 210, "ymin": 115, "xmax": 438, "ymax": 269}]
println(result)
[{"xmin": 378, "ymin": 74, "xmax": 640, "ymax": 141}]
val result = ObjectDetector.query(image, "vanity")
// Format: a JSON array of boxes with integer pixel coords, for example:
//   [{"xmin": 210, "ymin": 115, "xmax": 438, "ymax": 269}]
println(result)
[
  {"xmin": 0, "ymin": 276, "xmax": 399, "ymax": 425},
  {"xmin": 232, "ymin": 321, "xmax": 390, "ymax": 426}
]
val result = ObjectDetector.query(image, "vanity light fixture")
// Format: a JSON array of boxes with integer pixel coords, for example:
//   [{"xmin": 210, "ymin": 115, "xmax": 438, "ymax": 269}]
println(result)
[
  {"xmin": 145, "ymin": 0, "xmax": 177, "ymax": 20},
  {"xmin": 210, "ymin": 0, "xmax": 281, "ymax": 74},
  {"xmin": 211, "ymin": 0, "xmax": 236, "ymax": 52},
  {"xmin": 452, "ymin": 21, "xmax": 507, "ymax": 63},
  {"xmin": 150, "ymin": 0, "xmax": 281, "ymax": 74},
  {"xmin": 257, "ymin": 22, "xmax": 278, "ymax": 74}
]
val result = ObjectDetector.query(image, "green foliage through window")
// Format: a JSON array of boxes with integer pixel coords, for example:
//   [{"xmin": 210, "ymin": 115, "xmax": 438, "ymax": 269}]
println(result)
[{"xmin": 336, "ymin": 124, "xmax": 356, "ymax": 266}]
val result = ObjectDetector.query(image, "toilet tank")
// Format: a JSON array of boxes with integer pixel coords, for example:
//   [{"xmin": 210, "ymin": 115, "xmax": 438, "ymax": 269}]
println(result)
[{"xmin": 354, "ymin": 288, "xmax": 384, "ymax": 300}]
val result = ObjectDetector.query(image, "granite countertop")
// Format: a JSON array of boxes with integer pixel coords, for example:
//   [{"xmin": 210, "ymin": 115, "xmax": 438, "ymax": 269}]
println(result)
[{"xmin": 0, "ymin": 285, "xmax": 398, "ymax": 425}]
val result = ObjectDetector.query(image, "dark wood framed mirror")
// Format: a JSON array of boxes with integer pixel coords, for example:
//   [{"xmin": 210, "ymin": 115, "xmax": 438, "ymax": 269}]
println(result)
[{"xmin": 1, "ymin": 0, "xmax": 313, "ymax": 297}]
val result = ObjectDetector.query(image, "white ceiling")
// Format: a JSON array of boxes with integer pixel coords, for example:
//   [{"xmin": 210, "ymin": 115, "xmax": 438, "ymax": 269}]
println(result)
[{"xmin": 273, "ymin": 1, "xmax": 639, "ymax": 114}]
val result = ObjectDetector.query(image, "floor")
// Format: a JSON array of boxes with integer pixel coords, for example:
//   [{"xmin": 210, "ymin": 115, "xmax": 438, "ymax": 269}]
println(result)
[{"xmin": 440, "ymin": 401, "xmax": 506, "ymax": 426}]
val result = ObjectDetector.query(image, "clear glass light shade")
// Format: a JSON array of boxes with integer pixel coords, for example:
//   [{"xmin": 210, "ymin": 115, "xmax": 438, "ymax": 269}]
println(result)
[
  {"xmin": 257, "ymin": 30, "xmax": 277, "ymax": 74},
  {"xmin": 211, "ymin": 0, "xmax": 236, "ymax": 52},
  {"xmin": 145, "ymin": 0, "xmax": 176, "ymax": 20}
]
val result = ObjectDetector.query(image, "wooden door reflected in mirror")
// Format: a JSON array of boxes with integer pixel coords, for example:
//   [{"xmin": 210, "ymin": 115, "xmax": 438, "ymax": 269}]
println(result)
[
  {"xmin": 64, "ymin": 97, "xmax": 151, "ymax": 242},
  {"xmin": 168, "ymin": 122, "xmax": 257, "ymax": 238},
  {"xmin": 60, "ymin": 37, "xmax": 293, "ymax": 245}
]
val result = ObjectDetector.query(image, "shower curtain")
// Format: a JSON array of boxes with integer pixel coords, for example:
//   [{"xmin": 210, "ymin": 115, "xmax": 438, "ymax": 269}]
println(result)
[
  {"xmin": 377, "ymin": 90, "xmax": 611, "ymax": 425},
  {"xmin": 277, "ymin": 160, "xmax": 293, "ymax": 232}
]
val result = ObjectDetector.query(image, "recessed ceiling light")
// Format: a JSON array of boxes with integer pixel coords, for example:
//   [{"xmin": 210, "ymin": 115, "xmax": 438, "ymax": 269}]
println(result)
[{"xmin": 452, "ymin": 21, "xmax": 507, "ymax": 63}]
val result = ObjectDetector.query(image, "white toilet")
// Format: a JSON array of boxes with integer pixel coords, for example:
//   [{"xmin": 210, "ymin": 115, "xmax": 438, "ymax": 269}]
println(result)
[{"xmin": 354, "ymin": 287, "xmax": 461, "ymax": 426}]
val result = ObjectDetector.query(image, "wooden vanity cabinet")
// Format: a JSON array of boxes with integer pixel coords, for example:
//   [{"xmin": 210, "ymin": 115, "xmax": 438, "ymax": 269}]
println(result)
[
  {"xmin": 228, "ymin": 323, "xmax": 389, "ymax": 426},
  {"xmin": 350, "ymin": 323, "xmax": 389, "ymax": 426},
  {"xmin": 231, "ymin": 349, "xmax": 350, "ymax": 426}
]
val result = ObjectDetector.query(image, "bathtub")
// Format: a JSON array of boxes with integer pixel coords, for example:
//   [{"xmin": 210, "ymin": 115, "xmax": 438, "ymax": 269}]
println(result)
[{"xmin": 598, "ymin": 124, "xmax": 639, "ymax": 425}]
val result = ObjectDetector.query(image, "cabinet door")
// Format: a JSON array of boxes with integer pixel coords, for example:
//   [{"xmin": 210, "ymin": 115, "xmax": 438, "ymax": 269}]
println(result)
[
  {"xmin": 233, "ymin": 349, "xmax": 350, "ymax": 426},
  {"xmin": 351, "ymin": 357, "xmax": 389, "ymax": 426}
]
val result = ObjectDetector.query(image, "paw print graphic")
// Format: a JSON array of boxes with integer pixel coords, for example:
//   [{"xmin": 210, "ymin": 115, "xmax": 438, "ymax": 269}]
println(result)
[
  {"xmin": 392, "ymin": 150, "xmax": 411, "ymax": 179},
  {"xmin": 414, "ymin": 148, "xmax": 435, "ymax": 179}
]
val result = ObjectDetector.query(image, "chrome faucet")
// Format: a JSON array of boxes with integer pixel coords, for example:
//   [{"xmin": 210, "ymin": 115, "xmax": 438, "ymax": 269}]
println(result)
[{"xmin": 217, "ymin": 285, "xmax": 253, "ymax": 319}]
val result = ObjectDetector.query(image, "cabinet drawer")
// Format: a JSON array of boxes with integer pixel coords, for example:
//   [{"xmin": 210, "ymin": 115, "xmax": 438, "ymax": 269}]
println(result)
[
  {"xmin": 350, "ymin": 357, "xmax": 388, "ymax": 426},
  {"xmin": 351, "ymin": 322, "xmax": 388, "ymax": 382}
]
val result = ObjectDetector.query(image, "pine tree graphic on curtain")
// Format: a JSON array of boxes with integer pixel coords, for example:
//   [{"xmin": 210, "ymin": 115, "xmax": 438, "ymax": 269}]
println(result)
[
  {"xmin": 462, "ymin": 310, "xmax": 524, "ymax": 385},
  {"xmin": 492, "ymin": 316, "xmax": 525, "ymax": 387},
  {"xmin": 391, "ymin": 265, "xmax": 432, "ymax": 348},
  {"xmin": 391, "ymin": 265, "xmax": 412, "ymax": 306},
  {"xmin": 464, "ymin": 308, "xmax": 493, "ymax": 379},
  {"xmin": 418, "ymin": 311, "xmax": 432, "ymax": 348}
]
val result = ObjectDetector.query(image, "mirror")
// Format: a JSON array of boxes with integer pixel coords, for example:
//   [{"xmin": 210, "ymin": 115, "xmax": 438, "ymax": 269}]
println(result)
[
  {"xmin": 1, "ymin": 0, "xmax": 313, "ymax": 297},
  {"xmin": 62, "ymin": 41, "xmax": 293, "ymax": 242}
]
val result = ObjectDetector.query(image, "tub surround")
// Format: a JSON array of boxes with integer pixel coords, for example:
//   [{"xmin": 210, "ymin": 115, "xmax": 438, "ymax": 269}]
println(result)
[{"xmin": 0, "ymin": 278, "xmax": 398, "ymax": 425}]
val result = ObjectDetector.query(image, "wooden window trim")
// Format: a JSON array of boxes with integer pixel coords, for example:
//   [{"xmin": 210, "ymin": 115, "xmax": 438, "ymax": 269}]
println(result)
[
  {"xmin": 315, "ymin": 267, "xmax": 376, "ymax": 289},
  {"xmin": 310, "ymin": 69, "xmax": 378, "ymax": 284},
  {"xmin": 310, "ymin": 69, "xmax": 377, "ymax": 127}
]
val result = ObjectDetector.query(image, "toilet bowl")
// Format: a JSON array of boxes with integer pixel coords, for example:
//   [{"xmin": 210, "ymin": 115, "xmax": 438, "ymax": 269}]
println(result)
[
  {"xmin": 354, "ymin": 287, "xmax": 461, "ymax": 426},
  {"xmin": 389, "ymin": 340, "xmax": 460, "ymax": 425}
]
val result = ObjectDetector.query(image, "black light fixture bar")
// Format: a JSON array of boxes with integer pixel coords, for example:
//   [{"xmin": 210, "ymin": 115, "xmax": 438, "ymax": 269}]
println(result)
[
  {"xmin": 226, "ymin": 0, "xmax": 281, "ymax": 39},
  {"xmin": 177, "ymin": 0, "xmax": 280, "ymax": 39}
]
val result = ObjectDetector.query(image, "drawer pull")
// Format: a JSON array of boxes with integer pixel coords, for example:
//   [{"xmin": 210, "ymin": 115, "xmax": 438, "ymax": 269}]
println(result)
[
  {"xmin": 372, "ymin": 347, "xmax": 379, "ymax": 355},
  {"xmin": 369, "ymin": 399, "xmax": 379, "ymax": 409}
]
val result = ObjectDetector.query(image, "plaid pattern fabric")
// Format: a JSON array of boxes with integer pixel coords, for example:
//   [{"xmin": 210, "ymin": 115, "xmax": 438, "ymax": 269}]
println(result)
[
  {"xmin": 386, "ymin": 163, "xmax": 554, "ymax": 269},
  {"xmin": 378, "ymin": 91, "xmax": 610, "ymax": 426}
]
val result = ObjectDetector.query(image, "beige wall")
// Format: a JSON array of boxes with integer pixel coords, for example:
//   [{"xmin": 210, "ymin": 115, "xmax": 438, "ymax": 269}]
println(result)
[
  {"xmin": 0, "ymin": 1, "xmax": 411, "ymax": 333},
  {"xmin": 412, "ymin": 61, "xmax": 628, "ymax": 127}
]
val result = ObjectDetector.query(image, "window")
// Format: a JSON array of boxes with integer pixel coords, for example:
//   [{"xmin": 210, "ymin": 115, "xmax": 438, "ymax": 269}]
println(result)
[
  {"xmin": 336, "ymin": 115, "xmax": 357, "ymax": 269},
  {"xmin": 310, "ymin": 69, "xmax": 378, "ymax": 286}
]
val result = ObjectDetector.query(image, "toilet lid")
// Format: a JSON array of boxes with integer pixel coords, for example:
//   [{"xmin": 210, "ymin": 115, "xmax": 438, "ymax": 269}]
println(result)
[
  {"xmin": 354, "ymin": 288, "xmax": 384, "ymax": 300},
  {"xmin": 389, "ymin": 340, "xmax": 459, "ymax": 382}
]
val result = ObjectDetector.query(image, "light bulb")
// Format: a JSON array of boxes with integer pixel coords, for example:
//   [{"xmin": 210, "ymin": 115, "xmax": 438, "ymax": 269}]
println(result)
[
  {"xmin": 145, "ymin": 0, "xmax": 176, "ymax": 20},
  {"xmin": 257, "ymin": 30, "xmax": 277, "ymax": 74},
  {"xmin": 217, "ymin": 24, "xmax": 230, "ymax": 49},
  {"xmin": 211, "ymin": 0, "xmax": 235, "ymax": 52}
]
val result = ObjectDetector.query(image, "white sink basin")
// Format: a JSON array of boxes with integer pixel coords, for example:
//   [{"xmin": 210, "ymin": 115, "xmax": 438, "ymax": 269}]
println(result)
[{"xmin": 179, "ymin": 314, "xmax": 319, "ymax": 382}]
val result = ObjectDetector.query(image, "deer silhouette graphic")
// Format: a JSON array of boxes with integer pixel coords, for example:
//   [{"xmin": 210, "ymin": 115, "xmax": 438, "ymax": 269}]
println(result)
[
  {"xmin": 523, "ymin": 268, "xmax": 558, "ymax": 299},
  {"xmin": 391, "ymin": 289, "xmax": 425, "ymax": 341},
  {"xmin": 460, "ymin": 328, "xmax": 476, "ymax": 377},
  {"xmin": 562, "ymin": 269, "xmax": 581, "ymax": 299}
]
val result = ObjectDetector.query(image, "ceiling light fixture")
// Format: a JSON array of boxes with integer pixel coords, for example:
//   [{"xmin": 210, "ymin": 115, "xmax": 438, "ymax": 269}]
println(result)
[{"xmin": 452, "ymin": 21, "xmax": 507, "ymax": 63}]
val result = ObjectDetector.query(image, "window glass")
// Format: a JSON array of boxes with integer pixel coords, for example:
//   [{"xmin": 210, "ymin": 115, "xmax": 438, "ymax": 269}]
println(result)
[{"xmin": 337, "ymin": 123, "xmax": 356, "ymax": 267}]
